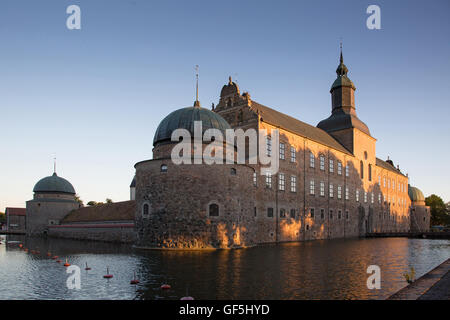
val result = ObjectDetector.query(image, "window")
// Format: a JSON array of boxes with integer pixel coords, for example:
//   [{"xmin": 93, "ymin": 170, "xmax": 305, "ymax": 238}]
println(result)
[
  {"xmin": 364, "ymin": 192, "xmax": 367, "ymax": 203},
  {"xmin": 392, "ymin": 180, "xmax": 395, "ymax": 190},
  {"xmin": 360, "ymin": 161, "xmax": 364, "ymax": 179},
  {"xmin": 320, "ymin": 181, "xmax": 325, "ymax": 197},
  {"xmin": 143, "ymin": 203, "xmax": 149, "ymax": 216},
  {"xmin": 320, "ymin": 155, "xmax": 325, "ymax": 171},
  {"xmin": 290, "ymin": 209, "xmax": 295, "ymax": 219},
  {"xmin": 253, "ymin": 172, "xmax": 257, "ymax": 186},
  {"xmin": 378, "ymin": 193, "xmax": 381, "ymax": 203},
  {"xmin": 329, "ymin": 209, "xmax": 333, "ymax": 220},
  {"xmin": 329, "ymin": 184, "xmax": 334, "ymax": 198},
  {"xmin": 320, "ymin": 209, "xmax": 325, "ymax": 219},
  {"xmin": 368, "ymin": 164, "xmax": 372, "ymax": 181},
  {"xmin": 279, "ymin": 143, "xmax": 285, "ymax": 160},
  {"xmin": 266, "ymin": 136, "xmax": 271, "ymax": 156},
  {"xmin": 310, "ymin": 208, "xmax": 315, "ymax": 218},
  {"xmin": 371, "ymin": 193, "xmax": 374, "ymax": 204},
  {"xmin": 388, "ymin": 179, "xmax": 390, "ymax": 189},
  {"xmin": 290, "ymin": 147, "xmax": 296, "ymax": 162},
  {"xmin": 337, "ymin": 161, "xmax": 342, "ymax": 175},
  {"xmin": 398, "ymin": 182, "xmax": 401, "ymax": 192},
  {"xmin": 267, "ymin": 208, "xmax": 274, "ymax": 218},
  {"xmin": 310, "ymin": 152, "xmax": 315, "ymax": 168},
  {"xmin": 345, "ymin": 165, "xmax": 349, "ymax": 177},
  {"xmin": 345, "ymin": 186, "xmax": 349, "ymax": 200},
  {"xmin": 383, "ymin": 177, "xmax": 386, "ymax": 187},
  {"xmin": 280, "ymin": 208, "xmax": 286, "ymax": 218},
  {"xmin": 209, "ymin": 203, "xmax": 219, "ymax": 216},
  {"xmin": 230, "ymin": 168, "xmax": 236, "ymax": 175},
  {"xmin": 161, "ymin": 164, "xmax": 168, "ymax": 172},
  {"xmin": 254, "ymin": 207, "xmax": 257, "ymax": 217},
  {"xmin": 329, "ymin": 159, "xmax": 334, "ymax": 173},
  {"xmin": 378, "ymin": 176, "xmax": 381, "ymax": 185},
  {"xmin": 279, "ymin": 173, "xmax": 285, "ymax": 191},
  {"xmin": 310, "ymin": 180, "xmax": 315, "ymax": 195},
  {"xmin": 337, "ymin": 185, "xmax": 342, "ymax": 199},
  {"xmin": 290, "ymin": 175, "xmax": 297, "ymax": 192},
  {"xmin": 345, "ymin": 210, "xmax": 349, "ymax": 220},
  {"xmin": 266, "ymin": 173, "xmax": 272, "ymax": 188},
  {"xmin": 338, "ymin": 210, "xmax": 342, "ymax": 219},
  {"xmin": 356, "ymin": 189, "xmax": 360, "ymax": 202}
]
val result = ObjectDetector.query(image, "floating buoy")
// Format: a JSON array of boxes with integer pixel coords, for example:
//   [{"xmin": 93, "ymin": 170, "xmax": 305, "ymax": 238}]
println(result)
[
  {"xmin": 180, "ymin": 296, "xmax": 194, "ymax": 300},
  {"xmin": 130, "ymin": 272, "xmax": 139, "ymax": 285},
  {"xmin": 161, "ymin": 284, "xmax": 171, "ymax": 290},
  {"xmin": 85, "ymin": 262, "xmax": 91, "ymax": 271},
  {"xmin": 19, "ymin": 244, "xmax": 23, "ymax": 248},
  {"xmin": 63, "ymin": 259, "xmax": 70, "ymax": 267},
  {"xmin": 180, "ymin": 287, "xmax": 194, "ymax": 300},
  {"xmin": 103, "ymin": 267, "xmax": 113, "ymax": 279}
]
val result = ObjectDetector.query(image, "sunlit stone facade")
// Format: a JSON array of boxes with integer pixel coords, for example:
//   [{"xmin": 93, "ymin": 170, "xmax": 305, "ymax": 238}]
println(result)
[{"xmin": 134, "ymin": 53, "xmax": 428, "ymax": 249}]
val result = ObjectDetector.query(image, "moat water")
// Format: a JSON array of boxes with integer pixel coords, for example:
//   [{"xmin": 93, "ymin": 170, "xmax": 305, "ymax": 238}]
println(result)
[{"xmin": 0, "ymin": 235, "xmax": 449, "ymax": 300}]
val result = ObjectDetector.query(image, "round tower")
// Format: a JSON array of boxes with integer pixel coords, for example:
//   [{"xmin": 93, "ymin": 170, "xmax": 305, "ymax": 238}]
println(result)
[{"xmin": 26, "ymin": 171, "xmax": 80, "ymax": 236}]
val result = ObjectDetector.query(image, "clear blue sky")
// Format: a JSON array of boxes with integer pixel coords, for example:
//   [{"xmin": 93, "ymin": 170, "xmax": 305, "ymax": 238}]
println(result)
[{"xmin": 1, "ymin": 0, "xmax": 449, "ymax": 211}]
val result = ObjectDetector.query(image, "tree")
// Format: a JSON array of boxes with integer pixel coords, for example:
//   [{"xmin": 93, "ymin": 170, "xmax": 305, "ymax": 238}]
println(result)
[
  {"xmin": 0, "ymin": 212, "xmax": 5, "ymax": 224},
  {"xmin": 74, "ymin": 194, "xmax": 83, "ymax": 206},
  {"xmin": 87, "ymin": 201, "xmax": 97, "ymax": 206},
  {"xmin": 106, "ymin": 198, "xmax": 113, "ymax": 204},
  {"xmin": 425, "ymin": 194, "xmax": 450, "ymax": 226}
]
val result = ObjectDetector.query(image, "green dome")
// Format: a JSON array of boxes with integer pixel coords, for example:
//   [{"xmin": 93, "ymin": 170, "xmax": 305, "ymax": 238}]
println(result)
[
  {"xmin": 153, "ymin": 106, "xmax": 231, "ymax": 146},
  {"xmin": 408, "ymin": 185, "xmax": 425, "ymax": 203},
  {"xmin": 33, "ymin": 172, "xmax": 76, "ymax": 194}
]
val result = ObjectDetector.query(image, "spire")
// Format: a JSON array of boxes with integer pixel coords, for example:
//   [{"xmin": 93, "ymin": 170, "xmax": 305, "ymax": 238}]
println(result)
[
  {"xmin": 53, "ymin": 156, "xmax": 57, "ymax": 176},
  {"xmin": 336, "ymin": 41, "xmax": 348, "ymax": 77},
  {"xmin": 193, "ymin": 65, "xmax": 200, "ymax": 107}
]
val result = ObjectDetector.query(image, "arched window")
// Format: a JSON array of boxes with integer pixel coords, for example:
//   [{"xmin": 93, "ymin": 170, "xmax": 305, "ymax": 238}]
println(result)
[
  {"xmin": 360, "ymin": 161, "xmax": 364, "ymax": 179},
  {"xmin": 143, "ymin": 203, "xmax": 149, "ymax": 216},
  {"xmin": 368, "ymin": 164, "xmax": 372, "ymax": 181},
  {"xmin": 209, "ymin": 203, "xmax": 219, "ymax": 216},
  {"xmin": 161, "ymin": 164, "xmax": 168, "ymax": 172}
]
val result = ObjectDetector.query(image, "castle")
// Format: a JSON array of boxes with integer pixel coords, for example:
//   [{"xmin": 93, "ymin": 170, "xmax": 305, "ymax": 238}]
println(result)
[{"xmin": 23, "ymin": 52, "xmax": 430, "ymax": 247}]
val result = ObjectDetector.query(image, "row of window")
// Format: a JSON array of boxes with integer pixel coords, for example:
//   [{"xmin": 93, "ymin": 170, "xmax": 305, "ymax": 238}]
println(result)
[{"xmin": 266, "ymin": 139, "xmax": 407, "ymax": 188}]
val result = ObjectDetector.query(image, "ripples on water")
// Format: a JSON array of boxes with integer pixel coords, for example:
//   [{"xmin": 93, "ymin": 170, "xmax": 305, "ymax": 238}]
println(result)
[{"xmin": 0, "ymin": 235, "xmax": 449, "ymax": 300}]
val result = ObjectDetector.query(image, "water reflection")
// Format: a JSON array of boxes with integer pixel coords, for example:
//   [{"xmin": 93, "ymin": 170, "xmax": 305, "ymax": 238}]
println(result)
[{"xmin": 0, "ymin": 235, "xmax": 449, "ymax": 300}]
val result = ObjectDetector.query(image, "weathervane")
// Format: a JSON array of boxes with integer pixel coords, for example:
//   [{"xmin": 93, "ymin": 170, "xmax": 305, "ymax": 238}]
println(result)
[{"xmin": 194, "ymin": 65, "xmax": 200, "ymax": 107}]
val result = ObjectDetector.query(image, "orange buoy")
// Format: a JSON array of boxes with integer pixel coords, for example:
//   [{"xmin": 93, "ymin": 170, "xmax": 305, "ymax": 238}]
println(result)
[
  {"xmin": 130, "ymin": 272, "xmax": 139, "ymax": 285},
  {"xmin": 47, "ymin": 252, "xmax": 51, "ymax": 257},
  {"xmin": 103, "ymin": 267, "xmax": 113, "ymax": 279},
  {"xmin": 85, "ymin": 262, "xmax": 91, "ymax": 271},
  {"xmin": 160, "ymin": 284, "xmax": 171, "ymax": 290},
  {"xmin": 63, "ymin": 259, "xmax": 70, "ymax": 267}
]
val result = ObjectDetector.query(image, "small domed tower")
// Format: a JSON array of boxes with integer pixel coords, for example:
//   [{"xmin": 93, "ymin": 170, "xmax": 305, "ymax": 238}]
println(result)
[
  {"xmin": 408, "ymin": 185, "xmax": 430, "ymax": 232},
  {"xmin": 26, "ymin": 171, "xmax": 79, "ymax": 236}
]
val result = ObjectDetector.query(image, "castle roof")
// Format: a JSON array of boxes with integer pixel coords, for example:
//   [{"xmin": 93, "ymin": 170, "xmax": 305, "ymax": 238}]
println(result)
[
  {"xmin": 408, "ymin": 185, "xmax": 425, "ymax": 203},
  {"xmin": 62, "ymin": 200, "xmax": 135, "ymax": 223},
  {"xmin": 33, "ymin": 172, "xmax": 76, "ymax": 194},
  {"xmin": 375, "ymin": 158, "xmax": 406, "ymax": 176},
  {"xmin": 153, "ymin": 106, "xmax": 231, "ymax": 146},
  {"xmin": 249, "ymin": 101, "xmax": 352, "ymax": 155},
  {"xmin": 5, "ymin": 208, "xmax": 26, "ymax": 216}
]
